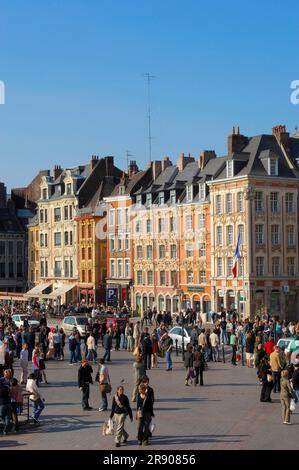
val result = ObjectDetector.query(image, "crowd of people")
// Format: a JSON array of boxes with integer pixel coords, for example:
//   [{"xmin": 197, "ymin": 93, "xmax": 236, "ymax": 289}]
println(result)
[{"xmin": 1, "ymin": 302, "xmax": 299, "ymax": 445}]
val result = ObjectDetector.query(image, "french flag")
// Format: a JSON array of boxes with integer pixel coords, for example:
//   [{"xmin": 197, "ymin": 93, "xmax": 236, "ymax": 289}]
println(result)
[{"xmin": 232, "ymin": 233, "xmax": 240, "ymax": 278}]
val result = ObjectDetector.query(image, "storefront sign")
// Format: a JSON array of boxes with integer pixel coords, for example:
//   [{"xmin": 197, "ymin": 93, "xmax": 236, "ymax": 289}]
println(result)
[
  {"xmin": 106, "ymin": 287, "xmax": 118, "ymax": 306},
  {"xmin": 187, "ymin": 286, "xmax": 205, "ymax": 293}
]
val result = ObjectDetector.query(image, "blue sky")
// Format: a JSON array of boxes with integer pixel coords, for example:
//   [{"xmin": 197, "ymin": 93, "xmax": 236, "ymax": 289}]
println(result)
[{"xmin": 0, "ymin": 0, "xmax": 298, "ymax": 189}]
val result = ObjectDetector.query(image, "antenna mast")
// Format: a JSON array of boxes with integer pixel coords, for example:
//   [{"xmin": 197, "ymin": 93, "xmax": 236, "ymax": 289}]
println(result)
[{"xmin": 143, "ymin": 73, "xmax": 155, "ymax": 163}]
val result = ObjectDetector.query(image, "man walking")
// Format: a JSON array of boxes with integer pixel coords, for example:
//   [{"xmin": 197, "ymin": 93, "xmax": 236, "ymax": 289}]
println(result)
[
  {"xmin": 141, "ymin": 327, "xmax": 152, "ymax": 371},
  {"xmin": 103, "ymin": 330, "xmax": 112, "ymax": 363},
  {"xmin": 78, "ymin": 359, "xmax": 93, "ymax": 410},
  {"xmin": 210, "ymin": 329, "xmax": 220, "ymax": 362},
  {"xmin": 270, "ymin": 346, "xmax": 283, "ymax": 393}
]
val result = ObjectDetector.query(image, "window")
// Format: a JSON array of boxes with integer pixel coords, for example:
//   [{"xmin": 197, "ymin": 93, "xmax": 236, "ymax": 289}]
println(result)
[
  {"xmin": 146, "ymin": 245, "xmax": 153, "ymax": 259},
  {"xmin": 8, "ymin": 242, "xmax": 13, "ymax": 256},
  {"xmin": 239, "ymin": 257, "xmax": 244, "ymax": 277},
  {"xmin": 269, "ymin": 159, "xmax": 278, "ymax": 176},
  {"xmin": 200, "ymin": 270, "xmax": 206, "ymax": 283},
  {"xmin": 125, "ymin": 235, "xmax": 129, "ymax": 251},
  {"xmin": 159, "ymin": 245, "xmax": 166, "ymax": 259},
  {"xmin": 147, "ymin": 271, "xmax": 153, "ymax": 285},
  {"xmin": 158, "ymin": 218, "xmax": 164, "ymax": 233},
  {"xmin": 110, "ymin": 260, "xmax": 115, "ymax": 278},
  {"xmin": 69, "ymin": 231, "xmax": 73, "ymax": 246},
  {"xmin": 255, "ymin": 225, "xmax": 264, "ymax": 245},
  {"xmin": 199, "ymin": 183, "xmax": 206, "ymax": 200},
  {"xmin": 82, "ymin": 247, "xmax": 85, "ymax": 260},
  {"xmin": 217, "ymin": 258, "xmax": 223, "ymax": 276},
  {"xmin": 286, "ymin": 193, "xmax": 294, "ymax": 213},
  {"xmin": 109, "ymin": 209, "xmax": 115, "ymax": 226},
  {"xmin": 227, "ymin": 257, "xmax": 233, "ymax": 276},
  {"xmin": 81, "ymin": 225, "xmax": 85, "ymax": 238},
  {"xmin": 226, "ymin": 160, "xmax": 234, "ymax": 178},
  {"xmin": 45, "ymin": 209, "xmax": 48, "ymax": 223},
  {"xmin": 227, "ymin": 225, "xmax": 233, "ymax": 245},
  {"xmin": 54, "ymin": 208, "xmax": 61, "ymax": 222},
  {"xmin": 70, "ymin": 260, "xmax": 74, "ymax": 278},
  {"xmin": 146, "ymin": 219, "xmax": 152, "ymax": 233},
  {"xmin": 216, "ymin": 226, "xmax": 222, "ymax": 245},
  {"xmin": 0, "ymin": 241, "xmax": 5, "ymax": 255},
  {"xmin": 117, "ymin": 259, "xmax": 122, "ymax": 278},
  {"xmin": 256, "ymin": 257, "xmax": 264, "ymax": 277},
  {"xmin": 255, "ymin": 192, "xmax": 264, "ymax": 212},
  {"xmin": 137, "ymin": 270, "xmax": 143, "ymax": 284},
  {"xmin": 187, "ymin": 271, "xmax": 194, "ymax": 284},
  {"xmin": 125, "ymin": 208, "xmax": 129, "ymax": 225},
  {"xmin": 170, "ymin": 216, "xmax": 176, "ymax": 232},
  {"xmin": 40, "ymin": 260, "xmax": 45, "ymax": 278},
  {"xmin": 199, "ymin": 243, "xmax": 206, "ymax": 257},
  {"xmin": 54, "ymin": 259, "xmax": 62, "ymax": 277},
  {"xmin": 226, "ymin": 194, "xmax": 232, "ymax": 213},
  {"xmin": 137, "ymin": 246, "xmax": 143, "ymax": 259},
  {"xmin": 64, "ymin": 231, "xmax": 69, "ymax": 245},
  {"xmin": 237, "ymin": 192, "xmax": 244, "ymax": 212},
  {"xmin": 170, "ymin": 244, "xmax": 177, "ymax": 259},
  {"xmin": 45, "ymin": 259, "xmax": 48, "ymax": 277},
  {"xmin": 66, "ymin": 183, "xmax": 72, "ymax": 195},
  {"xmin": 146, "ymin": 194, "xmax": 152, "ymax": 206},
  {"xmin": 124, "ymin": 259, "xmax": 130, "ymax": 278},
  {"xmin": 186, "ymin": 185, "xmax": 193, "ymax": 202},
  {"xmin": 198, "ymin": 213, "xmax": 205, "ymax": 229},
  {"xmin": 186, "ymin": 243, "xmax": 193, "ymax": 257},
  {"xmin": 238, "ymin": 225, "xmax": 244, "ymax": 245},
  {"xmin": 42, "ymin": 188, "xmax": 47, "ymax": 200},
  {"xmin": 40, "ymin": 233, "xmax": 44, "ymax": 247},
  {"xmin": 272, "ymin": 257, "xmax": 280, "ymax": 276},
  {"xmin": 82, "ymin": 270, "xmax": 86, "ymax": 283},
  {"xmin": 88, "ymin": 270, "xmax": 92, "ymax": 283},
  {"xmin": 64, "ymin": 206, "xmax": 69, "ymax": 220},
  {"xmin": 64, "ymin": 259, "xmax": 70, "ymax": 277},
  {"xmin": 136, "ymin": 195, "xmax": 142, "ymax": 207},
  {"xmin": 88, "ymin": 247, "xmax": 92, "ymax": 259},
  {"xmin": 110, "ymin": 237, "xmax": 115, "ymax": 252},
  {"xmin": 158, "ymin": 192, "xmax": 164, "ymax": 205},
  {"xmin": 40, "ymin": 209, "xmax": 44, "ymax": 223},
  {"xmin": 118, "ymin": 237, "xmax": 122, "ymax": 251},
  {"xmin": 186, "ymin": 214, "xmax": 192, "ymax": 230},
  {"xmin": 270, "ymin": 192, "xmax": 279, "ymax": 213},
  {"xmin": 287, "ymin": 257, "xmax": 295, "ymax": 276},
  {"xmin": 287, "ymin": 225, "xmax": 295, "ymax": 246},
  {"xmin": 170, "ymin": 191, "xmax": 176, "ymax": 205},
  {"xmin": 0, "ymin": 262, "xmax": 5, "ymax": 278},
  {"xmin": 135, "ymin": 220, "xmax": 141, "ymax": 233},
  {"xmin": 171, "ymin": 271, "xmax": 177, "ymax": 286},
  {"xmin": 54, "ymin": 232, "xmax": 61, "ymax": 246},
  {"xmin": 116, "ymin": 209, "xmax": 122, "ymax": 225},
  {"xmin": 17, "ymin": 242, "xmax": 22, "ymax": 256},
  {"xmin": 271, "ymin": 225, "xmax": 280, "ymax": 245},
  {"xmin": 216, "ymin": 195, "xmax": 222, "ymax": 214},
  {"xmin": 69, "ymin": 206, "xmax": 73, "ymax": 220},
  {"xmin": 160, "ymin": 271, "xmax": 166, "ymax": 285}
]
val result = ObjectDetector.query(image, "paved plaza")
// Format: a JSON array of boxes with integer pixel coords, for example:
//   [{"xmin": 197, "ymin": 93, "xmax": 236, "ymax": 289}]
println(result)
[{"xmin": 0, "ymin": 334, "xmax": 298, "ymax": 451}]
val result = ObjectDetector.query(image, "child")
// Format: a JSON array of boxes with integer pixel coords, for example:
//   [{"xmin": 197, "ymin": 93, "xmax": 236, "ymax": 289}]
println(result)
[
  {"xmin": 10, "ymin": 378, "xmax": 23, "ymax": 432},
  {"xmin": 39, "ymin": 353, "xmax": 49, "ymax": 384}
]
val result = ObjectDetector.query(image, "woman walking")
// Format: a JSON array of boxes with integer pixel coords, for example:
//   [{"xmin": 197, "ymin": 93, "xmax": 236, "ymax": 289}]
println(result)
[
  {"xmin": 136, "ymin": 382, "xmax": 155, "ymax": 447},
  {"xmin": 20, "ymin": 343, "xmax": 28, "ymax": 384},
  {"xmin": 194, "ymin": 345, "xmax": 205, "ymax": 386},
  {"xmin": 110, "ymin": 385, "xmax": 133, "ymax": 447},
  {"xmin": 280, "ymin": 370, "xmax": 295, "ymax": 425},
  {"xmin": 132, "ymin": 346, "xmax": 145, "ymax": 402},
  {"xmin": 151, "ymin": 330, "xmax": 159, "ymax": 368},
  {"xmin": 126, "ymin": 323, "xmax": 134, "ymax": 352},
  {"xmin": 184, "ymin": 344, "xmax": 194, "ymax": 386}
]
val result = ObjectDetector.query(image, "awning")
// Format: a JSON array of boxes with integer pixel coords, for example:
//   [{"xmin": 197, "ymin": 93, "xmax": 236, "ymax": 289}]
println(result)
[
  {"xmin": 24, "ymin": 283, "xmax": 52, "ymax": 298},
  {"xmin": 47, "ymin": 283, "xmax": 77, "ymax": 299}
]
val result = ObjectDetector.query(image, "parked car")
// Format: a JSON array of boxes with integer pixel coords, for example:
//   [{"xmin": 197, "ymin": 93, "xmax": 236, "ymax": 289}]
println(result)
[
  {"xmin": 61, "ymin": 316, "xmax": 89, "ymax": 337},
  {"xmin": 277, "ymin": 337, "xmax": 294, "ymax": 352},
  {"xmin": 12, "ymin": 314, "xmax": 40, "ymax": 330},
  {"xmin": 285, "ymin": 339, "xmax": 299, "ymax": 363},
  {"xmin": 169, "ymin": 326, "xmax": 192, "ymax": 349}
]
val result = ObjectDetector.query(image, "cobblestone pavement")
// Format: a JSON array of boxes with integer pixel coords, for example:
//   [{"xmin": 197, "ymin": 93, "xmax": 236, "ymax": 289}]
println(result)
[{"xmin": 0, "ymin": 341, "xmax": 298, "ymax": 450}]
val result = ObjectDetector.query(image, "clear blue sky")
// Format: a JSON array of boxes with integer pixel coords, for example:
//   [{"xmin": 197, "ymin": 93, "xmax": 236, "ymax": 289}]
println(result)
[{"xmin": 1, "ymin": 0, "xmax": 298, "ymax": 189}]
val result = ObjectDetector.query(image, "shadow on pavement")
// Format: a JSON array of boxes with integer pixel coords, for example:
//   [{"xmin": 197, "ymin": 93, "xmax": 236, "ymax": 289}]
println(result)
[
  {"xmin": 0, "ymin": 440, "xmax": 27, "ymax": 448},
  {"xmin": 27, "ymin": 415, "xmax": 102, "ymax": 434}
]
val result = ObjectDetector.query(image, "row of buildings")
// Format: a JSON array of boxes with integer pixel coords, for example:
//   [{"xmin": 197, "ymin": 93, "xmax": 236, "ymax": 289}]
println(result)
[{"xmin": 1, "ymin": 124, "xmax": 299, "ymax": 320}]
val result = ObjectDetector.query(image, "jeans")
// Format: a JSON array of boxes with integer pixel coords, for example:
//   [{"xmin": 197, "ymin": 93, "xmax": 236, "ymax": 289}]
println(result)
[
  {"xmin": 212, "ymin": 346, "xmax": 219, "ymax": 362},
  {"xmin": 82, "ymin": 383, "xmax": 90, "ymax": 409},
  {"xmin": 76, "ymin": 344, "xmax": 82, "ymax": 362},
  {"xmin": 0, "ymin": 404, "xmax": 12, "ymax": 433},
  {"xmin": 220, "ymin": 330, "xmax": 228, "ymax": 345},
  {"xmin": 101, "ymin": 390, "xmax": 108, "ymax": 410},
  {"xmin": 231, "ymin": 345, "xmax": 237, "ymax": 364},
  {"xmin": 195, "ymin": 367, "xmax": 204, "ymax": 385},
  {"xmin": 103, "ymin": 348, "xmax": 111, "ymax": 362},
  {"xmin": 137, "ymin": 412, "xmax": 152, "ymax": 443},
  {"xmin": 120, "ymin": 334, "xmax": 125, "ymax": 349},
  {"xmin": 31, "ymin": 398, "xmax": 45, "ymax": 420},
  {"xmin": 87, "ymin": 349, "xmax": 97, "ymax": 363},
  {"xmin": 143, "ymin": 353, "xmax": 151, "ymax": 371},
  {"xmin": 272, "ymin": 371, "xmax": 281, "ymax": 392},
  {"xmin": 54, "ymin": 343, "xmax": 61, "ymax": 359},
  {"xmin": 69, "ymin": 350, "xmax": 77, "ymax": 364},
  {"xmin": 166, "ymin": 351, "xmax": 172, "ymax": 370}
]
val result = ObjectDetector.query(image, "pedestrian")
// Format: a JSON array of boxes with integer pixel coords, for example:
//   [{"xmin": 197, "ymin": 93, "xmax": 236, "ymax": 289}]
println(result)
[
  {"xmin": 132, "ymin": 346, "xmax": 145, "ymax": 402},
  {"xmin": 126, "ymin": 322, "xmax": 134, "ymax": 352},
  {"xmin": 0, "ymin": 376, "xmax": 12, "ymax": 435},
  {"xmin": 32, "ymin": 347, "xmax": 41, "ymax": 385},
  {"xmin": 259, "ymin": 356, "xmax": 273, "ymax": 403},
  {"xmin": 270, "ymin": 346, "xmax": 283, "ymax": 393},
  {"xmin": 86, "ymin": 333, "xmax": 97, "ymax": 364},
  {"xmin": 53, "ymin": 327, "xmax": 62, "ymax": 360},
  {"xmin": 230, "ymin": 330, "xmax": 237, "ymax": 365},
  {"xmin": 78, "ymin": 358, "xmax": 93, "ymax": 410},
  {"xmin": 141, "ymin": 327, "xmax": 152, "ymax": 371},
  {"xmin": 28, "ymin": 327, "xmax": 36, "ymax": 361},
  {"xmin": 46, "ymin": 328, "xmax": 55, "ymax": 360},
  {"xmin": 151, "ymin": 330, "xmax": 159, "ymax": 368},
  {"xmin": 133, "ymin": 321, "xmax": 141, "ymax": 348},
  {"xmin": 184, "ymin": 344, "xmax": 194, "ymax": 386},
  {"xmin": 245, "ymin": 331, "xmax": 255, "ymax": 368},
  {"xmin": 137, "ymin": 382, "xmax": 154, "ymax": 446},
  {"xmin": 198, "ymin": 328, "xmax": 208, "ymax": 362},
  {"xmin": 20, "ymin": 343, "xmax": 29, "ymax": 384},
  {"xmin": 141, "ymin": 375, "xmax": 155, "ymax": 438},
  {"xmin": 103, "ymin": 330, "xmax": 113, "ymax": 363},
  {"xmin": 280, "ymin": 370, "xmax": 296, "ymax": 425},
  {"xmin": 98, "ymin": 358, "xmax": 110, "ymax": 412},
  {"xmin": 10, "ymin": 378, "xmax": 23, "ymax": 432},
  {"xmin": 60, "ymin": 328, "xmax": 66, "ymax": 360},
  {"xmin": 39, "ymin": 353, "xmax": 49, "ymax": 384},
  {"xmin": 291, "ymin": 360, "xmax": 299, "ymax": 402},
  {"xmin": 210, "ymin": 329, "xmax": 220, "ymax": 362},
  {"xmin": 163, "ymin": 332, "xmax": 173, "ymax": 371},
  {"xmin": 194, "ymin": 346, "xmax": 205, "ymax": 386},
  {"xmin": 26, "ymin": 373, "xmax": 45, "ymax": 424},
  {"xmin": 68, "ymin": 331, "xmax": 77, "ymax": 365},
  {"xmin": 110, "ymin": 385, "xmax": 133, "ymax": 447}
]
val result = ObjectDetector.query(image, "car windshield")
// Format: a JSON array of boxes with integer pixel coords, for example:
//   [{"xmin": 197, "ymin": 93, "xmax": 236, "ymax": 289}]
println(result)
[
  {"xmin": 185, "ymin": 327, "xmax": 192, "ymax": 336},
  {"xmin": 76, "ymin": 318, "xmax": 89, "ymax": 325},
  {"xmin": 19, "ymin": 315, "xmax": 37, "ymax": 322}
]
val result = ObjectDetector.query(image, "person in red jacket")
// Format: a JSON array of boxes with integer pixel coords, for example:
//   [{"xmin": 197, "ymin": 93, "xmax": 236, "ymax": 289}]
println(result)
[{"xmin": 264, "ymin": 337, "xmax": 275, "ymax": 357}]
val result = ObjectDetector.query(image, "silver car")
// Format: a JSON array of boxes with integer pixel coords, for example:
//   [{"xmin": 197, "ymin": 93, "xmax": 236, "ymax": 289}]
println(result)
[
  {"xmin": 169, "ymin": 326, "xmax": 192, "ymax": 349},
  {"xmin": 61, "ymin": 316, "xmax": 89, "ymax": 337}
]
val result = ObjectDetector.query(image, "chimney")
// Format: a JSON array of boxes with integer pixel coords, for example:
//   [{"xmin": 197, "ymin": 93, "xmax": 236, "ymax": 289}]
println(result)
[
  {"xmin": 176, "ymin": 153, "xmax": 195, "ymax": 172},
  {"xmin": 272, "ymin": 124, "xmax": 290, "ymax": 151},
  {"xmin": 53, "ymin": 165, "xmax": 63, "ymax": 180},
  {"xmin": 161, "ymin": 155, "xmax": 172, "ymax": 172},
  {"xmin": 90, "ymin": 155, "xmax": 99, "ymax": 171},
  {"xmin": 199, "ymin": 150, "xmax": 216, "ymax": 170},
  {"xmin": 128, "ymin": 160, "xmax": 139, "ymax": 177},
  {"xmin": 151, "ymin": 160, "xmax": 162, "ymax": 180},
  {"xmin": 0, "ymin": 182, "xmax": 7, "ymax": 208},
  {"xmin": 227, "ymin": 127, "xmax": 248, "ymax": 155}
]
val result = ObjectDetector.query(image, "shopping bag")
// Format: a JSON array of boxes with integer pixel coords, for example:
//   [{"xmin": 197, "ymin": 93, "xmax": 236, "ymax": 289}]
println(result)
[
  {"xmin": 290, "ymin": 399, "xmax": 296, "ymax": 412},
  {"xmin": 150, "ymin": 421, "xmax": 156, "ymax": 434}
]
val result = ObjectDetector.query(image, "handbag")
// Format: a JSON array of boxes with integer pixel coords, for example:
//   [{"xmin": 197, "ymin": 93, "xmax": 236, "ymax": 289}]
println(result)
[
  {"xmin": 100, "ymin": 374, "xmax": 112, "ymax": 393},
  {"xmin": 290, "ymin": 398, "xmax": 296, "ymax": 412},
  {"xmin": 137, "ymin": 409, "xmax": 143, "ymax": 419}
]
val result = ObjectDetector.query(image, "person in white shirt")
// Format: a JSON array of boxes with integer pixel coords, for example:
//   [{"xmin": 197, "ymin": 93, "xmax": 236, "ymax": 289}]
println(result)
[
  {"xmin": 209, "ymin": 330, "xmax": 220, "ymax": 362},
  {"xmin": 26, "ymin": 373, "xmax": 45, "ymax": 424},
  {"xmin": 86, "ymin": 333, "xmax": 97, "ymax": 364},
  {"xmin": 20, "ymin": 343, "xmax": 29, "ymax": 384}
]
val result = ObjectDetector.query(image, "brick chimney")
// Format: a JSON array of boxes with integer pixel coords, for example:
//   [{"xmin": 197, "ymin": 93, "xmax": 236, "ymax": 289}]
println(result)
[
  {"xmin": 53, "ymin": 165, "xmax": 63, "ymax": 180},
  {"xmin": 199, "ymin": 150, "xmax": 216, "ymax": 170},
  {"xmin": 176, "ymin": 153, "xmax": 195, "ymax": 172},
  {"xmin": 161, "ymin": 155, "xmax": 172, "ymax": 171},
  {"xmin": 151, "ymin": 160, "xmax": 162, "ymax": 180},
  {"xmin": 272, "ymin": 124, "xmax": 290, "ymax": 151},
  {"xmin": 90, "ymin": 155, "xmax": 99, "ymax": 171},
  {"xmin": 128, "ymin": 160, "xmax": 139, "ymax": 177},
  {"xmin": 227, "ymin": 127, "xmax": 248, "ymax": 155}
]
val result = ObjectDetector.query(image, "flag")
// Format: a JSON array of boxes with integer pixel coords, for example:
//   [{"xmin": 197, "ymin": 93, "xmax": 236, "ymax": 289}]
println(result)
[{"xmin": 232, "ymin": 233, "xmax": 240, "ymax": 278}]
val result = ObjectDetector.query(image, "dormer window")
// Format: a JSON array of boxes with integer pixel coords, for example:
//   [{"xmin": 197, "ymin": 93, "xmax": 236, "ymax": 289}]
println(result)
[
  {"xmin": 170, "ymin": 190, "xmax": 176, "ymax": 205},
  {"xmin": 226, "ymin": 160, "xmax": 234, "ymax": 178},
  {"xmin": 136, "ymin": 195, "xmax": 142, "ymax": 207},
  {"xmin": 269, "ymin": 158, "xmax": 278, "ymax": 176},
  {"xmin": 41, "ymin": 188, "xmax": 47, "ymax": 200},
  {"xmin": 158, "ymin": 192, "xmax": 164, "ymax": 205},
  {"xmin": 66, "ymin": 183, "xmax": 72, "ymax": 195},
  {"xmin": 146, "ymin": 194, "xmax": 152, "ymax": 206},
  {"xmin": 57, "ymin": 185, "xmax": 62, "ymax": 196},
  {"xmin": 199, "ymin": 183, "xmax": 206, "ymax": 201},
  {"xmin": 186, "ymin": 185, "xmax": 193, "ymax": 203}
]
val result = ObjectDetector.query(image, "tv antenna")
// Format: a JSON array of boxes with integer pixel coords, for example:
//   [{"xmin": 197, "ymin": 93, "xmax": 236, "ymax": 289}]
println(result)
[
  {"xmin": 126, "ymin": 150, "xmax": 133, "ymax": 172},
  {"xmin": 143, "ymin": 73, "xmax": 155, "ymax": 163}
]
